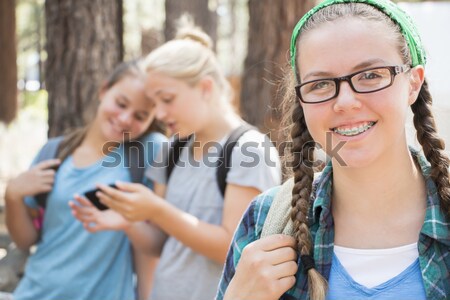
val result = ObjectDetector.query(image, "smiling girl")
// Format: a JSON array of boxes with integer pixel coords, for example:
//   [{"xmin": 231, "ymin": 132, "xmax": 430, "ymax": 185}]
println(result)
[
  {"xmin": 5, "ymin": 60, "xmax": 167, "ymax": 300},
  {"xmin": 217, "ymin": 1, "xmax": 450, "ymax": 300}
]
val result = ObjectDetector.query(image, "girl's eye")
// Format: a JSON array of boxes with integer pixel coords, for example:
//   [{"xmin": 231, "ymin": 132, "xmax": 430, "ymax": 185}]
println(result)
[
  {"xmin": 161, "ymin": 97, "xmax": 173, "ymax": 104},
  {"xmin": 134, "ymin": 114, "xmax": 146, "ymax": 122},
  {"xmin": 360, "ymin": 71, "xmax": 383, "ymax": 80},
  {"xmin": 309, "ymin": 80, "xmax": 333, "ymax": 91},
  {"xmin": 116, "ymin": 100, "xmax": 127, "ymax": 108}
]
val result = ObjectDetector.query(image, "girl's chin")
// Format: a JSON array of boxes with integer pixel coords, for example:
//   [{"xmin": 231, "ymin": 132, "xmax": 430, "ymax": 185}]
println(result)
[
  {"xmin": 102, "ymin": 129, "xmax": 125, "ymax": 143},
  {"xmin": 104, "ymin": 128, "xmax": 143, "ymax": 142},
  {"xmin": 171, "ymin": 130, "xmax": 192, "ymax": 139},
  {"xmin": 331, "ymin": 150, "xmax": 378, "ymax": 169}
]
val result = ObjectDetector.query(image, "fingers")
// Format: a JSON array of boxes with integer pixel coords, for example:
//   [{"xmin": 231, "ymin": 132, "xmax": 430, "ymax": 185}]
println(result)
[
  {"xmin": 83, "ymin": 222, "xmax": 102, "ymax": 233},
  {"xmin": 265, "ymin": 244, "xmax": 298, "ymax": 266},
  {"xmin": 277, "ymin": 276, "xmax": 297, "ymax": 293},
  {"xmin": 252, "ymin": 234, "xmax": 297, "ymax": 252},
  {"xmin": 97, "ymin": 184, "xmax": 126, "ymax": 200},
  {"xmin": 229, "ymin": 236, "xmax": 298, "ymax": 300},
  {"xmin": 40, "ymin": 169, "xmax": 57, "ymax": 177},
  {"xmin": 36, "ymin": 159, "xmax": 60, "ymax": 171},
  {"xmin": 39, "ymin": 172, "xmax": 56, "ymax": 185},
  {"xmin": 97, "ymin": 190, "xmax": 126, "ymax": 213},
  {"xmin": 70, "ymin": 200, "xmax": 95, "ymax": 222},
  {"xmin": 239, "ymin": 235, "xmax": 298, "ymax": 282},
  {"xmin": 271, "ymin": 260, "xmax": 298, "ymax": 279},
  {"xmin": 39, "ymin": 183, "xmax": 54, "ymax": 193},
  {"xmin": 73, "ymin": 194, "xmax": 95, "ymax": 208},
  {"xmin": 115, "ymin": 181, "xmax": 143, "ymax": 193}
]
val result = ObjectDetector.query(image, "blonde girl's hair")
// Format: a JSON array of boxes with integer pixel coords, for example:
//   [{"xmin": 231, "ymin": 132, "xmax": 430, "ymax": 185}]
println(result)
[{"xmin": 142, "ymin": 15, "xmax": 233, "ymax": 104}]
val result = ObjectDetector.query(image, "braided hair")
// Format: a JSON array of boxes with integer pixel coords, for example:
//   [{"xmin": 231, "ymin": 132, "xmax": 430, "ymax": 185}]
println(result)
[{"xmin": 280, "ymin": 3, "xmax": 450, "ymax": 300}]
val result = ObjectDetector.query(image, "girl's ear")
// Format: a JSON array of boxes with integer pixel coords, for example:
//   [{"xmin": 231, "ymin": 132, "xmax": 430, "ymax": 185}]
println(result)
[
  {"xmin": 198, "ymin": 76, "xmax": 214, "ymax": 101},
  {"xmin": 98, "ymin": 81, "xmax": 109, "ymax": 102},
  {"xmin": 408, "ymin": 65, "xmax": 425, "ymax": 106}
]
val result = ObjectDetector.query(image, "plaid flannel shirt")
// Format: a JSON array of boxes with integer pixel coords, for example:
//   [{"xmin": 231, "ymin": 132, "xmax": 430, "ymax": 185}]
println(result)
[{"xmin": 216, "ymin": 150, "xmax": 449, "ymax": 300}]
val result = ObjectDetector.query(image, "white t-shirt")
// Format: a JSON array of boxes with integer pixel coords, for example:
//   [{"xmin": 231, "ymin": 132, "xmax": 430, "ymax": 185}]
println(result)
[
  {"xmin": 146, "ymin": 129, "xmax": 282, "ymax": 300},
  {"xmin": 334, "ymin": 243, "xmax": 419, "ymax": 288}
]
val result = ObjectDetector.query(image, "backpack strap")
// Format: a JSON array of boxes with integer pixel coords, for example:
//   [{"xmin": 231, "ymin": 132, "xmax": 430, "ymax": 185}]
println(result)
[
  {"xmin": 216, "ymin": 124, "xmax": 254, "ymax": 197},
  {"xmin": 261, "ymin": 178, "xmax": 296, "ymax": 238},
  {"xmin": 124, "ymin": 138, "xmax": 146, "ymax": 183},
  {"xmin": 34, "ymin": 136, "xmax": 64, "ymax": 208},
  {"xmin": 261, "ymin": 173, "xmax": 322, "ymax": 238},
  {"xmin": 166, "ymin": 135, "xmax": 192, "ymax": 181}
]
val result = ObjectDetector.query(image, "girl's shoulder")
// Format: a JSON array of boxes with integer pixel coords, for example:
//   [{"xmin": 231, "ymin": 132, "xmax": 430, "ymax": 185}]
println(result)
[{"xmin": 234, "ymin": 128, "xmax": 270, "ymax": 144}]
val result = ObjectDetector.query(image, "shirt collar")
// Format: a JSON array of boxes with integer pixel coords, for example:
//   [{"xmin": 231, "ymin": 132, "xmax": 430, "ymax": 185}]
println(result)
[{"xmin": 311, "ymin": 163, "xmax": 333, "ymax": 225}]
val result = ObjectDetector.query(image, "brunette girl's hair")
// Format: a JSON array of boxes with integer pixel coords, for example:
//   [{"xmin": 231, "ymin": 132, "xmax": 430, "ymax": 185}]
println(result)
[
  {"xmin": 57, "ymin": 60, "xmax": 164, "ymax": 162},
  {"xmin": 280, "ymin": 3, "xmax": 450, "ymax": 300}
]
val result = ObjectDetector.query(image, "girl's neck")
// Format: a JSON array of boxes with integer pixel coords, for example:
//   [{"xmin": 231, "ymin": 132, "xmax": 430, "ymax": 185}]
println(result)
[
  {"xmin": 191, "ymin": 110, "xmax": 242, "ymax": 161},
  {"xmin": 82, "ymin": 122, "xmax": 110, "ymax": 152},
  {"xmin": 331, "ymin": 143, "xmax": 427, "ymax": 248},
  {"xmin": 194, "ymin": 110, "xmax": 242, "ymax": 145},
  {"xmin": 72, "ymin": 122, "xmax": 111, "ymax": 167}
]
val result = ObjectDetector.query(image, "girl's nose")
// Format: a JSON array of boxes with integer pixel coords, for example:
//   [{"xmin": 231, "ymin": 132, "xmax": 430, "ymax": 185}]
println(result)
[
  {"xmin": 333, "ymin": 81, "xmax": 362, "ymax": 112},
  {"xmin": 155, "ymin": 105, "xmax": 167, "ymax": 121},
  {"xmin": 118, "ymin": 112, "xmax": 133, "ymax": 127}
]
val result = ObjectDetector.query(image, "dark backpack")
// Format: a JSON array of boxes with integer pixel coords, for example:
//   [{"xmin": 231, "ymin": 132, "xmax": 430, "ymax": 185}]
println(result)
[
  {"xmin": 34, "ymin": 136, "xmax": 147, "ymax": 208},
  {"xmin": 166, "ymin": 124, "xmax": 254, "ymax": 197}
]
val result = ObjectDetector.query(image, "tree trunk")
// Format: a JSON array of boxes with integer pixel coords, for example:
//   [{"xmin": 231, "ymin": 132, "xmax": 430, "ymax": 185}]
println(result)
[
  {"xmin": 164, "ymin": 0, "xmax": 217, "ymax": 47},
  {"xmin": 45, "ymin": 0, "xmax": 123, "ymax": 137},
  {"xmin": 0, "ymin": 0, "xmax": 18, "ymax": 124},
  {"xmin": 240, "ymin": 0, "xmax": 315, "ymax": 142}
]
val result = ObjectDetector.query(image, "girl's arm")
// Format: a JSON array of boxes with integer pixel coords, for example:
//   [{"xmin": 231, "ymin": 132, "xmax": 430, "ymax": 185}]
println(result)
[
  {"xmin": 5, "ymin": 188, "xmax": 39, "ymax": 250},
  {"xmin": 5, "ymin": 159, "xmax": 60, "ymax": 250},
  {"xmin": 122, "ymin": 182, "xmax": 168, "ymax": 255},
  {"xmin": 133, "ymin": 247, "xmax": 158, "ymax": 300},
  {"xmin": 98, "ymin": 182, "xmax": 261, "ymax": 264}
]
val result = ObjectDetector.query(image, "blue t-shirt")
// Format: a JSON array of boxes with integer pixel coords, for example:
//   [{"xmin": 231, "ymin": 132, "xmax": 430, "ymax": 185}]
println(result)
[
  {"xmin": 13, "ymin": 132, "xmax": 167, "ymax": 300},
  {"xmin": 326, "ymin": 254, "xmax": 427, "ymax": 300}
]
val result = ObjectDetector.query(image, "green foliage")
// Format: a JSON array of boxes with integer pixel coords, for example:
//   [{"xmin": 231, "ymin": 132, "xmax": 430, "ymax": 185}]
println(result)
[{"xmin": 19, "ymin": 90, "xmax": 48, "ymax": 119}]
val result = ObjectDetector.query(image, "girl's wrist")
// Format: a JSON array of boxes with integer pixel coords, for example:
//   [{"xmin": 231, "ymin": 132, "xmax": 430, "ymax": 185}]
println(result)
[
  {"xmin": 122, "ymin": 222, "xmax": 135, "ymax": 234},
  {"xmin": 5, "ymin": 182, "xmax": 24, "ymax": 203},
  {"xmin": 148, "ymin": 196, "xmax": 167, "ymax": 225}
]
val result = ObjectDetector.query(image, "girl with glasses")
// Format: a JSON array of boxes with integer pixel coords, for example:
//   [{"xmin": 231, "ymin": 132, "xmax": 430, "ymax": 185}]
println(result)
[{"xmin": 216, "ymin": 1, "xmax": 449, "ymax": 300}]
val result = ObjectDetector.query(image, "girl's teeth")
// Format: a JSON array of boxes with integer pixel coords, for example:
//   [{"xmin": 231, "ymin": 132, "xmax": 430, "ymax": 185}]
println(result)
[{"xmin": 334, "ymin": 122, "xmax": 375, "ymax": 136}]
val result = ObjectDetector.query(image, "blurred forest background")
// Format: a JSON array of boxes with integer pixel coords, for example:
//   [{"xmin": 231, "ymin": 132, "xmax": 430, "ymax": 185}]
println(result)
[{"xmin": 1, "ymin": 1, "xmax": 450, "ymax": 289}]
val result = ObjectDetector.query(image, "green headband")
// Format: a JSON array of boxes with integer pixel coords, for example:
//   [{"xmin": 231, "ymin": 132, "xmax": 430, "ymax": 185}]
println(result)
[{"xmin": 290, "ymin": 0, "xmax": 426, "ymax": 78}]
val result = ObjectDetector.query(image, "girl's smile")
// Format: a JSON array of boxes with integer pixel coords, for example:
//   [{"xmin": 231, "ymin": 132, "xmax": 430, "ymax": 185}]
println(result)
[{"xmin": 298, "ymin": 18, "xmax": 415, "ymax": 168}]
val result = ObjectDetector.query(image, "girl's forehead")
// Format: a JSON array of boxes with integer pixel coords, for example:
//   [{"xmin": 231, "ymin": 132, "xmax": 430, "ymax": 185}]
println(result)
[
  {"xmin": 145, "ymin": 72, "xmax": 182, "ymax": 90},
  {"xmin": 297, "ymin": 18, "xmax": 401, "ymax": 76}
]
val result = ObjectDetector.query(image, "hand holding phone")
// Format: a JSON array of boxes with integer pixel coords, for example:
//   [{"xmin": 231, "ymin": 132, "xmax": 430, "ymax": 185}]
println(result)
[{"xmin": 84, "ymin": 184, "xmax": 117, "ymax": 211}]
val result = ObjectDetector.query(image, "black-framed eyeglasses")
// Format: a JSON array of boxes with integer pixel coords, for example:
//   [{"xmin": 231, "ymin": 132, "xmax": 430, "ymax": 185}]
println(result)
[{"xmin": 295, "ymin": 65, "xmax": 411, "ymax": 104}]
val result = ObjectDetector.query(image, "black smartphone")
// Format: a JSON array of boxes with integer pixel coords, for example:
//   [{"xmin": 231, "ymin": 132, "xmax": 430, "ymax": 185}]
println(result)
[{"xmin": 83, "ymin": 184, "xmax": 117, "ymax": 211}]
